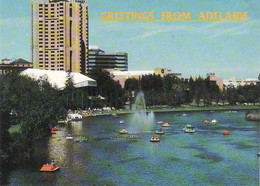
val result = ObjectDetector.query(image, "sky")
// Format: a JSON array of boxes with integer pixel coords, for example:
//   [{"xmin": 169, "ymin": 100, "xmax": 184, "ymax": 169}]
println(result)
[{"xmin": 0, "ymin": 0, "xmax": 259, "ymax": 79}]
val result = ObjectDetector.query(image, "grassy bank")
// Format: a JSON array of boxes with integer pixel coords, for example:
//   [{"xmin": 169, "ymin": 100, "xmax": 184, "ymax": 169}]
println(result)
[{"xmin": 103, "ymin": 105, "xmax": 259, "ymax": 115}]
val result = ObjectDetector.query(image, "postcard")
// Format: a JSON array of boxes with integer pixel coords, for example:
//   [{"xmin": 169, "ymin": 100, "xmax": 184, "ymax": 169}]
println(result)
[{"xmin": 0, "ymin": 0, "xmax": 259, "ymax": 185}]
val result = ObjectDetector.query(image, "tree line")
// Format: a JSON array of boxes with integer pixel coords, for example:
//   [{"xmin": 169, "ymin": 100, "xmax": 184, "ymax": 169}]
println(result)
[{"xmin": 125, "ymin": 74, "xmax": 260, "ymax": 108}]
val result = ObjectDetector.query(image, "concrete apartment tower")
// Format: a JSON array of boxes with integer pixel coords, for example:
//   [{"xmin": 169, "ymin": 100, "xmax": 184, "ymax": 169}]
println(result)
[{"xmin": 31, "ymin": 0, "xmax": 88, "ymax": 73}]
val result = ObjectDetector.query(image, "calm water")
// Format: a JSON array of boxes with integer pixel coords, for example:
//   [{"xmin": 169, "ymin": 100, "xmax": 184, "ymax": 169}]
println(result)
[{"xmin": 9, "ymin": 110, "xmax": 259, "ymax": 185}]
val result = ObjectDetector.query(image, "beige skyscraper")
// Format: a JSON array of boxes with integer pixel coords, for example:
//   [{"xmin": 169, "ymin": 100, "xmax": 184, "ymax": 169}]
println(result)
[{"xmin": 31, "ymin": 0, "xmax": 88, "ymax": 73}]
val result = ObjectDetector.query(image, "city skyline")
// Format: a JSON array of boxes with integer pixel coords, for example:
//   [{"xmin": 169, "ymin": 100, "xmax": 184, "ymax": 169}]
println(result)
[{"xmin": 0, "ymin": 0, "xmax": 259, "ymax": 79}]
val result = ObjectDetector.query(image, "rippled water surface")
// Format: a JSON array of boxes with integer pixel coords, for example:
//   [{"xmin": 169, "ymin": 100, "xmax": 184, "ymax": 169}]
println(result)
[{"xmin": 9, "ymin": 110, "xmax": 259, "ymax": 185}]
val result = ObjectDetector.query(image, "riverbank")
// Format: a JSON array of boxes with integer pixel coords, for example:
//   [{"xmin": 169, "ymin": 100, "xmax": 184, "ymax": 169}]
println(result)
[{"xmin": 102, "ymin": 105, "xmax": 259, "ymax": 115}]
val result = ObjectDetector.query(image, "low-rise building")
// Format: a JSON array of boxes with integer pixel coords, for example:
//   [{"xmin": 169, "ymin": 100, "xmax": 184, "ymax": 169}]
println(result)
[
  {"xmin": 223, "ymin": 76, "xmax": 258, "ymax": 88},
  {"xmin": 109, "ymin": 68, "xmax": 181, "ymax": 87},
  {"xmin": 207, "ymin": 73, "xmax": 223, "ymax": 90},
  {"xmin": 0, "ymin": 58, "xmax": 33, "ymax": 74}
]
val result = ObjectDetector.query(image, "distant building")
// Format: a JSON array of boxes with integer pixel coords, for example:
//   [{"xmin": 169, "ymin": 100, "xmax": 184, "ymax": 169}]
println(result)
[
  {"xmin": 1, "ymin": 58, "xmax": 11, "ymax": 64},
  {"xmin": 223, "ymin": 76, "xmax": 258, "ymax": 88},
  {"xmin": 154, "ymin": 68, "xmax": 182, "ymax": 77},
  {"xmin": 109, "ymin": 68, "xmax": 181, "ymax": 87},
  {"xmin": 88, "ymin": 45, "xmax": 128, "ymax": 73},
  {"xmin": 31, "ymin": 0, "xmax": 88, "ymax": 73},
  {"xmin": 207, "ymin": 73, "xmax": 223, "ymax": 90},
  {"xmin": 0, "ymin": 58, "xmax": 33, "ymax": 74}
]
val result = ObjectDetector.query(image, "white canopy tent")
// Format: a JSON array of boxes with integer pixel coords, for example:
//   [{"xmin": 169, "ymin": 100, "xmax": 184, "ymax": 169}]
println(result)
[{"xmin": 21, "ymin": 69, "xmax": 96, "ymax": 90}]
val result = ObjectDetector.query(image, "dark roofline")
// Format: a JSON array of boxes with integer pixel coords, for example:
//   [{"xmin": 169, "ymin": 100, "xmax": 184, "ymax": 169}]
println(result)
[{"xmin": 10, "ymin": 58, "xmax": 32, "ymax": 64}]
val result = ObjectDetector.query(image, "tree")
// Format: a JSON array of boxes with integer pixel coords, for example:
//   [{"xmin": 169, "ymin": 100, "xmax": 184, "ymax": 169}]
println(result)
[
  {"xmin": 89, "ymin": 68, "xmax": 126, "ymax": 108},
  {"xmin": 0, "ymin": 72, "xmax": 65, "ymax": 184}
]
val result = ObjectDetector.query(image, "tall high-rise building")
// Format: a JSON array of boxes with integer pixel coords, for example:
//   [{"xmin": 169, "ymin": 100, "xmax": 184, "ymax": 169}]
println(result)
[{"xmin": 31, "ymin": 0, "xmax": 88, "ymax": 73}]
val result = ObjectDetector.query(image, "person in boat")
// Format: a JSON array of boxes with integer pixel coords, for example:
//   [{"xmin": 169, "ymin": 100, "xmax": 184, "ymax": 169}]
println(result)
[{"xmin": 159, "ymin": 128, "xmax": 162, "ymax": 131}]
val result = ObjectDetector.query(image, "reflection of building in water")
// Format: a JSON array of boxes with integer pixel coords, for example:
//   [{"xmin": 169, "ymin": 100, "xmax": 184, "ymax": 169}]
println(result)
[
  {"xmin": 223, "ymin": 76, "xmax": 258, "ymax": 88},
  {"xmin": 108, "ymin": 68, "xmax": 182, "ymax": 87},
  {"xmin": 71, "ymin": 121, "xmax": 83, "ymax": 135}
]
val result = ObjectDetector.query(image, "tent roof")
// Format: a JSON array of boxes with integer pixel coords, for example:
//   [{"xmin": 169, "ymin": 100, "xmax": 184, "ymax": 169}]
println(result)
[{"xmin": 21, "ymin": 69, "xmax": 96, "ymax": 90}]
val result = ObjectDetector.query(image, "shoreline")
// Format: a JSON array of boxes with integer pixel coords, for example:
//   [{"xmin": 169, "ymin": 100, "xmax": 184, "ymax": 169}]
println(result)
[{"xmin": 100, "ymin": 105, "xmax": 259, "ymax": 115}]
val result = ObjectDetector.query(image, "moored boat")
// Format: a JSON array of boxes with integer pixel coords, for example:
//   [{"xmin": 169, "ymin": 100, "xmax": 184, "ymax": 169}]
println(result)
[
  {"xmin": 150, "ymin": 136, "xmax": 160, "ymax": 142},
  {"xmin": 52, "ymin": 127, "xmax": 58, "ymax": 131},
  {"xmin": 76, "ymin": 136, "xmax": 87, "ymax": 142},
  {"xmin": 157, "ymin": 121, "xmax": 164, "ymax": 124},
  {"xmin": 66, "ymin": 134, "xmax": 74, "ymax": 140},
  {"xmin": 68, "ymin": 113, "xmax": 82, "ymax": 121},
  {"xmin": 204, "ymin": 120, "xmax": 210, "ymax": 124},
  {"xmin": 39, "ymin": 162, "xmax": 59, "ymax": 172}
]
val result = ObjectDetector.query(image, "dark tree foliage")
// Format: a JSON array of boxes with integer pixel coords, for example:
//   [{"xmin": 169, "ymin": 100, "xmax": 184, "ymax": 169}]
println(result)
[
  {"xmin": 0, "ymin": 72, "xmax": 65, "ymax": 184},
  {"xmin": 89, "ymin": 68, "xmax": 126, "ymax": 109}
]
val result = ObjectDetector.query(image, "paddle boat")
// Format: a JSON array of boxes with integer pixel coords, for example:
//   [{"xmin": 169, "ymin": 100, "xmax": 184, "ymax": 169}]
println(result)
[
  {"xmin": 157, "ymin": 121, "xmax": 164, "ymax": 124},
  {"xmin": 52, "ymin": 127, "xmax": 58, "ymax": 131},
  {"xmin": 204, "ymin": 120, "xmax": 211, "ymax": 124},
  {"xmin": 119, "ymin": 120, "xmax": 125, "ymax": 124},
  {"xmin": 51, "ymin": 128, "xmax": 56, "ymax": 134},
  {"xmin": 39, "ymin": 162, "xmax": 59, "ymax": 172},
  {"xmin": 113, "ymin": 115, "xmax": 118, "ymax": 118},
  {"xmin": 66, "ymin": 134, "xmax": 74, "ymax": 140},
  {"xmin": 150, "ymin": 136, "xmax": 160, "ymax": 142},
  {"xmin": 222, "ymin": 130, "xmax": 230, "ymax": 135},
  {"xmin": 76, "ymin": 136, "xmax": 87, "ymax": 142},
  {"xmin": 119, "ymin": 129, "xmax": 128, "ymax": 134},
  {"xmin": 211, "ymin": 119, "xmax": 219, "ymax": 123},
  {"xmin": 184, "ymin": 125, "xmax": 195, "ymax": 133},
  {"xmin": 182, "ymin": 124, "xmax": 192, "ymax": 131},
  {"xmin": 155, "ymin": 128, "xmax": 165, "ymax": 134},
  {"xmin": 161, "ymin": 122, "xmax": 170, "ymax": 127}
]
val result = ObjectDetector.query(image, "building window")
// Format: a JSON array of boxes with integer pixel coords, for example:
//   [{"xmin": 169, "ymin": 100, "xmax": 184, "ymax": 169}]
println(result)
[{"xmin": 70, "ymin": 8, "xmax": 72, "ymax": 17}]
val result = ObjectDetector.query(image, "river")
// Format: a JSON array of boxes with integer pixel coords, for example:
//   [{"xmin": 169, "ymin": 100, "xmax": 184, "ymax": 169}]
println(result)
[{"xmin": 9, "ymin": 110, "xmax": 259, "ymax": 185}]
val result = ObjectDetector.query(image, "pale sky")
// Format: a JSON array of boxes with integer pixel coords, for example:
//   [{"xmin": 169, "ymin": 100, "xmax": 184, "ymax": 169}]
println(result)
[{"xmin": 0, "ymin": 0, "xmax": 259, "ymax": 79}]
